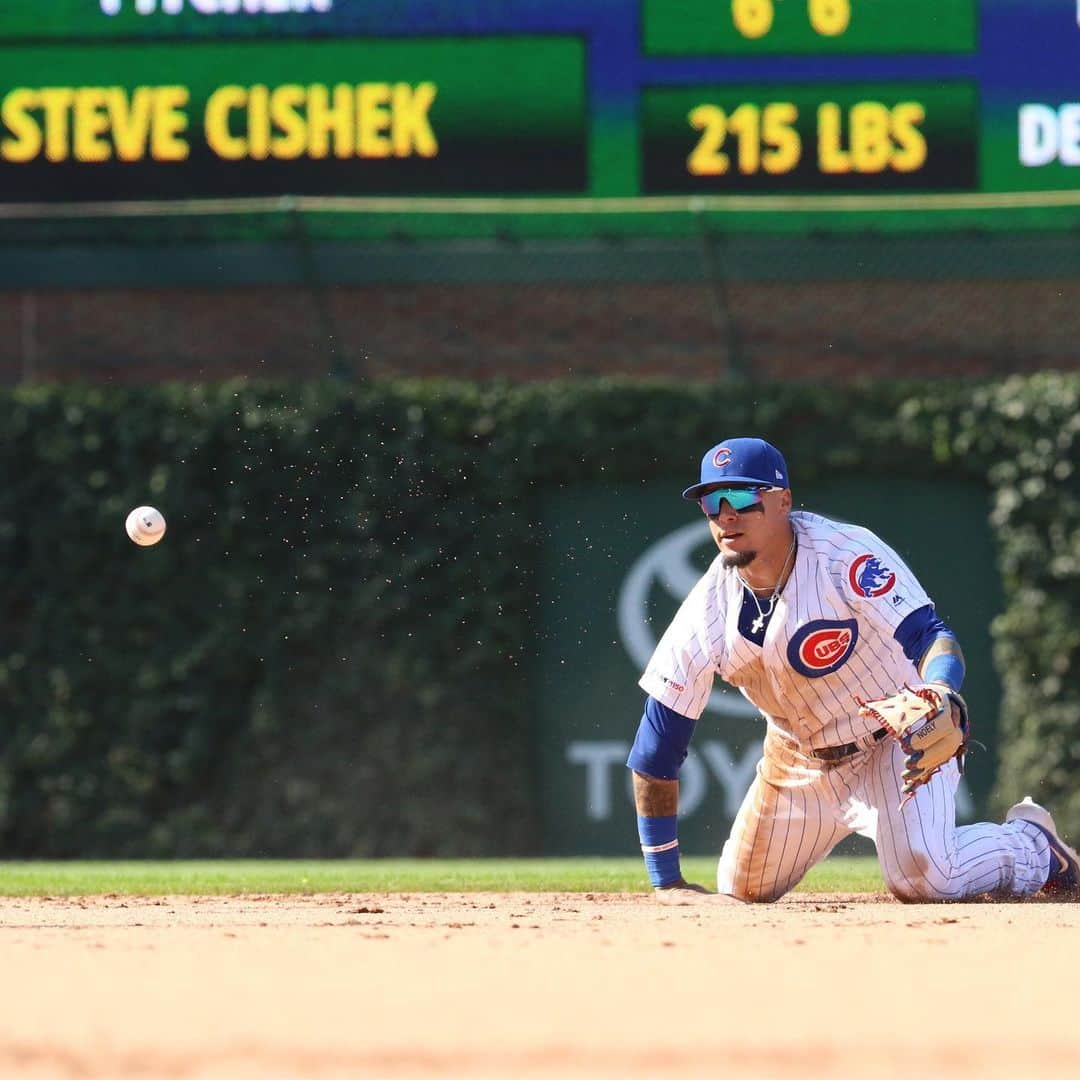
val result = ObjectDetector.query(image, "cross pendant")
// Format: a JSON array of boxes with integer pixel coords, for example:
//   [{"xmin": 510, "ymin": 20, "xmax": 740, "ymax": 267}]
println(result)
[{"xmin": 751, "ymin": 615, "xmax": 764, "ymax": 634}]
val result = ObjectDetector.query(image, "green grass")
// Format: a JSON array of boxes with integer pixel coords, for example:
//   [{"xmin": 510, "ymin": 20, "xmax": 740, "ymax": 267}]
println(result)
[{"xmin": 0, "ymin": 856, "xmax": 883, "ymax": 897}]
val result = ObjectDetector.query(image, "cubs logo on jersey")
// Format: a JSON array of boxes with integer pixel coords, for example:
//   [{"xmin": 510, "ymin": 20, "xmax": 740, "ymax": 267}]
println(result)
[
  {"xmin": 787, "ymin": 619, "xmax": 859, "ymax": 678},
  {"xmin": 848, "ymin": 554, "xmax": 897, "ymax": 598}
]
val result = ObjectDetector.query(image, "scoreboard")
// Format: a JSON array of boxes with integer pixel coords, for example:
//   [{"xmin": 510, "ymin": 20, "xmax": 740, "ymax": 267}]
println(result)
[{"xmin": 0, "ymin": 0, "xmax": 1077, "ymax": 202}]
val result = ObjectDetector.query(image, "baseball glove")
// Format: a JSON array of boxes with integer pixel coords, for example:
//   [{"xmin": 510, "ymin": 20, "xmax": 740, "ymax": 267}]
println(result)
[{"xmin": 856, "ymin": 683, "xmax": 970, "ymax": 805}]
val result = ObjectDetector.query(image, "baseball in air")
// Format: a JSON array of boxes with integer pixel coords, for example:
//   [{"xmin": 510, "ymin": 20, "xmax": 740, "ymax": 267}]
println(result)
[{"xmin": 125, "ymin": 505, "xmax": 166, "ymax": 546}]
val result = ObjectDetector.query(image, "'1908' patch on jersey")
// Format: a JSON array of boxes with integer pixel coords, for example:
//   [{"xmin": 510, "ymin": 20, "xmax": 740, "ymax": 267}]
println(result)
[
  {"xmin": 848, "ymin": 553, "xmax": 896, "ymax": 598},
  {"xmin": 787, "ymin": 619, "xmax": 859, "ymax": 678}
]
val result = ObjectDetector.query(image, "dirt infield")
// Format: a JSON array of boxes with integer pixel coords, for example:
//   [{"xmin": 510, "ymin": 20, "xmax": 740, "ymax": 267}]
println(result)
[{"xmin": 2, "ymin": 891, "xmax": 1078, "ymax": 1079}]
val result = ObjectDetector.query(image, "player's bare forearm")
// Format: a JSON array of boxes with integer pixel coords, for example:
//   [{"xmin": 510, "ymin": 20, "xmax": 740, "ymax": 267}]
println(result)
[
  {"xmin": 632, "ymin": 771, "xmax": 679, "ymax": 817},
  {"xmin": 633, "ymin": 771, "xmax": 738, "ymax": 903},
  {"xmin": 918, "ymin": 635, "xmax": 967, "ymax": 699},
  {"xmin": 919, "ymin": 635, "xmax": 965, "ymax": 676}
]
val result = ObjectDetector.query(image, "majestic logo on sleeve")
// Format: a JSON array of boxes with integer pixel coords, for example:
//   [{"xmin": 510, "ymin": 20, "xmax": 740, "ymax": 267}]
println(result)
[
  {"xmin": 848, "ymin": 554, "xmax": 897, "ymax": 598},
  {"xmin": 787, "ymin": 619, "xmax": 859, "ymax": 677}
]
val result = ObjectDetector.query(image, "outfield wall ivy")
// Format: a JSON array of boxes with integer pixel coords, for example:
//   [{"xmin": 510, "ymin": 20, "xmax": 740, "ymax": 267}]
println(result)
[{"xmin": 1, "ymin": 374, "xmax": 1076, "ymax": 856}]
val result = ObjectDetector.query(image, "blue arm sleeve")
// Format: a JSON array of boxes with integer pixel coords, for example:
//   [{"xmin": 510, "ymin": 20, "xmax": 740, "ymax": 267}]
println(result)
[{"xmin": 626, "ymin": 697, "xmax": 696, "ymax": 780}]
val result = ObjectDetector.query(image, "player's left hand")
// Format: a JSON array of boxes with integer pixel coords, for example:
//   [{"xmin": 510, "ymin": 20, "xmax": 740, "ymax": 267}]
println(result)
[{"xmin": 857, "ymin": 682, "xmax": 970, "ymax": 803}]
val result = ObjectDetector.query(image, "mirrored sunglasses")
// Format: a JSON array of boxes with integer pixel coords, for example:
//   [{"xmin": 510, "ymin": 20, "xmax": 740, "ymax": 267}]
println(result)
[{"xmin": 699, "ymin": 486, "xmax": 778, "ymax": 517}]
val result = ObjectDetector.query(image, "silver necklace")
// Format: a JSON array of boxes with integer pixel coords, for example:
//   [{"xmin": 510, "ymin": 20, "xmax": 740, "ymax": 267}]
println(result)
[{"xmin": 741, "ymin": 535, "xmax": 797, "ymax": 635}]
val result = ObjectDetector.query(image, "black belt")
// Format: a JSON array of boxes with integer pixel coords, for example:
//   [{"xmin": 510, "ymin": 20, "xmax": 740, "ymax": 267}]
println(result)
[{"xmin": 808, "ymin": 728, "xmax": 887, "ymax": 763}]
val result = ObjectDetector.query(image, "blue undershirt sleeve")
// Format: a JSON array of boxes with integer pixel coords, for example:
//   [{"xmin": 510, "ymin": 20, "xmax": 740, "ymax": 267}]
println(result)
[
  {"xmin": 626, "ymin": 697, "xmax": 696, "ymax": 781},
  {"xmin": 893, "ymin": 604, "xmax": 957, "ymax": 665}
]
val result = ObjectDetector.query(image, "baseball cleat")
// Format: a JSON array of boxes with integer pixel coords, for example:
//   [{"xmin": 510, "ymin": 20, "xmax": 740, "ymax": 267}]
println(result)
[{"xmin": 1006, "ymin": 796, "xmax": 1080, "ymax": 896}]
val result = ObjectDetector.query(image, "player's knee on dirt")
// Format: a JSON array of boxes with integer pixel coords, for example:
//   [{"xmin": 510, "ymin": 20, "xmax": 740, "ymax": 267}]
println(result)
[
  {"xmin": 881, "ymin": 848, "xmax": 957, "ymax": 903},
  {"xmin": 735, "ymin": 885, "xmax": 785, "ymax": 903},
  {"xmin": 717, "ymin": 868, "xmax": 787, "ymax": 904}
]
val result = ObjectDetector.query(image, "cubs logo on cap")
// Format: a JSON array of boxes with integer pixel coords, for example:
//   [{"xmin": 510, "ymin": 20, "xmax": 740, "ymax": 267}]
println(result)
[{"xmin": 682, "ymin": 437, "xmax": 789, "ymax": 501}]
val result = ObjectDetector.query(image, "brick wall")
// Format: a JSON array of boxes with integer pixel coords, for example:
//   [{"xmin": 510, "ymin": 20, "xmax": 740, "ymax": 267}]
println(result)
[{"xmin": 3, "ymin": 279, "xmax": 1078, "ymax": 383}]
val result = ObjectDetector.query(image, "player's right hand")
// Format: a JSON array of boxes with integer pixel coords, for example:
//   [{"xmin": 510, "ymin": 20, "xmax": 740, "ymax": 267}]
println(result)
[
  {"xmin": 653, "ymin": 880, "xmax": 741, "ymax": 905},
  {"xmin": 656, "ymin": 878, "xmax": 711, "ymax": 893}
]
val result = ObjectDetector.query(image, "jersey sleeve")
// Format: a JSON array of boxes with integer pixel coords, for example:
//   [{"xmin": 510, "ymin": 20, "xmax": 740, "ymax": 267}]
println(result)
[
  {"xmin": 840, "ymin": 527, "xmax": 933, "ymax": 634},
  {"xmin": 638, "ymin": 571, "xmax": 723, "ymax": 720}
]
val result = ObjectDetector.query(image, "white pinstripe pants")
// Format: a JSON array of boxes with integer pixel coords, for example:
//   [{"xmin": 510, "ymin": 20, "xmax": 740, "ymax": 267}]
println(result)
[{"xmin": 716, "ymin": 733, "xmax": 1052, "ymax": 902}]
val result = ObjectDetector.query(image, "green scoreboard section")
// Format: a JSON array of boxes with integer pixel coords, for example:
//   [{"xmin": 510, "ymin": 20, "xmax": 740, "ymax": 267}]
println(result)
[
  {"xmin": 0, "ymin": 38, "xmax": 585, "ymax": 198},
  {"xmin": 0, "ymin": 0, "xmax": 979, "ymax": 53},
  {"xmin": 643, "ymin": 0, "xmax": 976, "ymax": 56},
  {"xmin": 0, "ymin": 1, "xmax": 1076, "ymax": 200}
]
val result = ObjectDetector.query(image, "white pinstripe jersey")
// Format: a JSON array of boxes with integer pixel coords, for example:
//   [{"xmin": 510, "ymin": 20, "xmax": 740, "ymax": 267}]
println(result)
[{"xmin": 639, "ymin": 511, "xmax": 932, "ymax": 751}]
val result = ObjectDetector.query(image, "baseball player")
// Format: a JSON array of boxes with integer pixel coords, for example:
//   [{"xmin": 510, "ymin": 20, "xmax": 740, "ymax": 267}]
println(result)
[{"xmin": 630, "ymin": 437, "xmax": 1079, "ymax": 903}]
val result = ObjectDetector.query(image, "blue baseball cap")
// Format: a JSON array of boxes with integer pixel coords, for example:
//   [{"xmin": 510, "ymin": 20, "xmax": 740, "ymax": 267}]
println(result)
[{"xmin": 681, "ymin": 438, "xmax": 790, "ymax": 501}]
